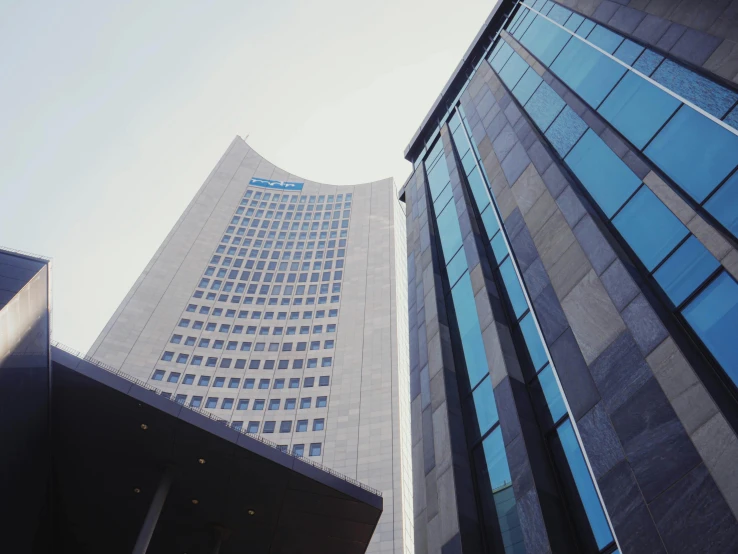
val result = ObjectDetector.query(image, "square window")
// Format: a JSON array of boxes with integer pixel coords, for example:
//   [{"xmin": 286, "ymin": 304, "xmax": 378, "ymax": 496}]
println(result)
[
  {"xmin": 319, "ymin": 376, "xmax": 330, "ymax": 386},
  {"xmin": 161, "ymin": 352, "xmax": 174, "ymax": 362},
  {"xmin": 167, "ymin": 372, "xmax": 181, "ymax": 383},
  {"xmin": 191, "ymin": 396, "xmax": 203, "ymax": 408},
  {"xmin": 247, "ymin": 421, "xmax": 259, "ymax": 433},
  {"xmin": 300, "ymin": 397, "xmax": 312, "ymax": 409},
  {"xmin": 253, "ymin": 400, "xmax": 265, "ymax": 410},
  {"xmin": 316, "ymin": 396, "xmax": 327, "ymax": 407},
  {"xmin": 175, "ymin": 394, "xmax": 187, "ymax": 405},
  {"xmin": 263, "ymin": 421, "xmax": 275, "ymax": 433},
  {"xmin": 244, "ymin": 379, "xmax": 255, "ymax": 389},
  {"xmin": 274, "ymin": 378, "xmax": 285, "ymax": 389},
  {"xmin": 171, "ymin": 334, "xmax": 182, "ymax": 344},
  {"xmin": 269, "ymin": 399, "xmax": 280, "ymax": 410},
  {"xmin": 321, "ymin": 357, "xmax": 332, "ymax": 367},
  {"xmin": 231, "ymin": 421, "xmax": 243, "ymax": 431},
  {"xmin": 313, "ymin": 419, "xmax": 324, "ymax": 431},
  {"xmin": 183, "ymin": 374, "xmax": 195, "ymax": 385},
  {"xmin": 222, "ymin": 398, "xmax": 234, "ymax": 409},
  {"xmin": 228, "ymin": 378, "xmax": 240, "ymax": 388},
  {"xmin": 279, "ymin": 421, "xmax": 292, "ymax": 433},
  {"xmin": 237, "ymin": 399, "xmax": 249, "ymax": 410},
  {"xmin": 214, "ymin": 377, "xmax": 225, "ymax": 388},
  {"xmin": 205, "ymin": 397, "xmax": 218, "ymax": 409},
  {"xmin": 152, "ymin": 370, "xmax": 165, "ymax": 381},
  {"xmin": 296, "ymin": 420, "xmax": 308, "ymax": 432},
  {"xmin": 198, "ymin": 376, "xmax": 210, "ymax": 386},
  {"xmin": 293, "ymin": 444, "xmax": 304, "ymax": 457},
  {"xmin": 304, "ymin": 377, "xmax": 314, "ymax": 387},
  {"xmin": 259, "ymin": 379, "xmax": 270, "ymax": 389}
]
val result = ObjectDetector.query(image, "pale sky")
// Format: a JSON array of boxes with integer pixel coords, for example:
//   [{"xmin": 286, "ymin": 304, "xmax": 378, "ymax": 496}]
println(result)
[{"xmin": 0, "ymin": 0, "xmax": 498, "ymax": 352}]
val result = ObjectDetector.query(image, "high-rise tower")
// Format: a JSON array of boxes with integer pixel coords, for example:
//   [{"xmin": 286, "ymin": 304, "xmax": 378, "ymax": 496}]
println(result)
[
  {"xmin": 90, "ymin": 137, "xmax": 412, "ymax": 554},
  {"xmin": 401, "ymin": 0, "xmax": 738, "ymax": 552}
]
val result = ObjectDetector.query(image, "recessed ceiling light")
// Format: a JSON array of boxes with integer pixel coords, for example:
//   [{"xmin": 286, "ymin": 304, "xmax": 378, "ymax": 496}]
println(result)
[
  {"xmin": 247, "ymin": 509, "xmax": 256, "ymax": 516},
  {"xmin": 198, "ymin": 458, "xmax": 206, "ymax": 464},
  {"xmin": 191, "ymin": 499, "xmax": 199, "ymax": 505},
  {"xmin": 140, "ymin": 424, "xmax": 148, "ymax": 430},
  {"xmin": 134, "ymin": 488, "xmax": 141, "ymax": 494}
]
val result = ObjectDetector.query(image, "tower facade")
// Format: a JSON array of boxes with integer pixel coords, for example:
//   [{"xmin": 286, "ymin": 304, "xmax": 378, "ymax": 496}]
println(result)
[
  {"xmin": 90, "ymin": 137, "xmax": 412, "ymax": 553},
  {"xmin": 401, "ymin": 0, "xmax": 738, "ymax": 553}
]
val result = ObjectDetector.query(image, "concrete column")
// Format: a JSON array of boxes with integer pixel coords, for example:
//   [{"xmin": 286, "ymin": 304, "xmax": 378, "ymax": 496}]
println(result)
[{"xmin": 132, "ymin": 466, "xmax": 174, "ymax": 554}]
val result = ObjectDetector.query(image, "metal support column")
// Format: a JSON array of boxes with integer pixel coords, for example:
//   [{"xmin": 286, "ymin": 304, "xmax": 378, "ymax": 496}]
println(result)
[{"xmin": 132, "ymin": 467, "xmax": 174, "ymax": 554}]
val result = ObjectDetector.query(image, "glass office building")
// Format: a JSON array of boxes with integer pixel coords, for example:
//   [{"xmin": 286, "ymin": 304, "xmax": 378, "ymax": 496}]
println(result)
[
  {"xmin": 90, "ymin": 139, "xmax": 412, "ymax": 554},
  {"xmin": 400, "ymin": 0, "xmax": 738, "ymax": 552}
]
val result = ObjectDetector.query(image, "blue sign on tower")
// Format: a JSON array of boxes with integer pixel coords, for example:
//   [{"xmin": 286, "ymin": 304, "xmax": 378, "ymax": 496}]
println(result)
[{"xmin": 249, "ymin": 178, "xmax": 304, "ymax": 191}]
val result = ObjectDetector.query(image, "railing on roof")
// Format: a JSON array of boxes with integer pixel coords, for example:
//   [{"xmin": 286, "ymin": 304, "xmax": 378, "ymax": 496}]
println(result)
[
  {"xmin": 0, "ymin": 245, "xmax": 52, "ymax": 262},
  {"xmin": 51, "ymin": 341, "xmax": 382, "ymax": 497}
]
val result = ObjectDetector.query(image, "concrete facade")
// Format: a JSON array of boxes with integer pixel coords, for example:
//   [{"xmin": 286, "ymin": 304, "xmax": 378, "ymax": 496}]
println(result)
[
  {"xmin": 90, "ymin": 137, "xmax": 412, "ymax": 554},
  {"xmin": 402, "ymin": 1, "xmax": 738, "ymax": 553}
]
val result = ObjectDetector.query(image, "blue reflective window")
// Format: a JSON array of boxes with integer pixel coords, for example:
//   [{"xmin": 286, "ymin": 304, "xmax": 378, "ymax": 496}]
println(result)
[
  {"xmin": 446, "ymin": 249, "xmax": 468, "ymax": 288},
  {"xmin": 613, "ymin": 39, "xmax": 643, "ymax": 65},
  {"xmin": 539, "ymin": 364, "xmax": 566, "ymax": 421},
  {"xmin": 500, "ymin": 258, "xmax": 527, "ymax": 318},
  {"xmin": 653, "ymin": 60, "xmax": 738, "ymax": 119},
  {"xmin": 425, "ymin": 138, "xmax": 444, "ymax": 168},
  {"xmin": 525, "ymin": 81, "xmax": 565, "ymax": 132},
  {"xmin": 507, "ymin": 7, "xmax": 526, "ymax": 34},
  {"xmin": 575, "ymin": 18, "xmax": 595, "ymax": 38},
  {"xmin": 598, "ymin": 72, "xmax": 681, "ymax": 149},
  {"xmin": 558, "ymin": 420, "xmax": 613, "ymax": 549},
  {"xmin": 705, "ymin": 172, "xmax": 738, "ymax": 238},
  {"xmin": 521, "ymin": 14, "xmax": 572, "ymax": 65},
  {"xmin": 520, "ymin": 312, "xmax": 547, "ymax": 371},
  {"xmin": 645, "ymin": 106, "xmax": 738, "ymax": 203},
  {"xmin": 564, "ymin": 12, "xmax": 584, "ymax": 31},
  {"xmin": 551, "ymin": 38, "xmax": 626, "ymax": 107},
  {"xmin": 683, "ymin": 272, "xmax": 738, "ymax": 384},
  {"xmin": 654, "ymin": 236, "xmax": 720, "ymax": 305},
  {"xmin": 491, "ymin": 41, "xmax": 514, "ymax": 72},
  {"xmin": 513, "ymin": 9, "xmax": 537, "ymax": 41},
  {"xmin": 478, "ymin": 428, "xmax": 525, "ymax": 554},
  {"xmin": 436, "ymin": 199, "xmax": 464, "ymax": 262},
  {"xmin": 512, "ymin": 67, "xmax": 543, "ymax": 106},
  {"xmin": 587, "ymin": 24, "xmax": 623, "ymax": 53},
  {"xmin": 461, "ymin": 150, "xmax": 476, "ymax": 176},
  {"xmin": 565, "ymin": 130, "xmax": 641, "ymax": 217},
  {"xmin": 548, "ymin": 4, "xmax": 571, "ymax": 24},
  {"xmin": 434, "ymin": 183, "xmax": 453, "ymax": 211},
  {"xmin": 499, "ymin": 51, "xmax": 529, "ymax": 89},
  {"xmin": 632, "ymin": 49, "xmax": 663, "ymax": 77},
  {"xmin": 491, "ymin": 232, "xmax": 508, "ymax": 264},
  {"xmin": 613, "ymin": 187, "xmax": 688, "ymax": 271},
  {"xmin": 472, "ymin": 376, "xmax": 499, "ymax": 434},
  {"xmin": 427, "ymin": 154, "xmax": 451, "ymax": 201},
  {"xmin": 467, "ymin": 168, "xmax": 490, "ymax": 213},
  {"xmin": 448, "ymin": 112, "xmax": 462, "ymax": 132},
  {"xmin": 545, "ymin": 106, "xmax": 588, "ymax": 157},
  {"xmin": 451, "ymin": 275, "xmax": 490, "ymax": 388},
  {"xmin": 481, "ymin": 206, "xmax": 500, "ymax": 240},
  {"xmin": 725, "ymin": 105, "xmax": 738, "ymax": 130}
]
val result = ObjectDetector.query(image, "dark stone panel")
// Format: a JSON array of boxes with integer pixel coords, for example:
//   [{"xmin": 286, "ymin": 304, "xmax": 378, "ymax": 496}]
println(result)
[
  {"xmin": 582, "ymin": 108, "xmax": 606, "ymax": 135},
  {"xmin": 518, "ymin": 488, "xmax": 551, "ymax": 554},
  {"xmin": 526, "ymin": 139, "xmax": 554, "ymax": 176},
  {"xmin": 485, "ymin": 111, "xmax": 509, "ymax": 143},
  {"xmin": 573, "ymin": 215, "xmax": 617, "ymax": 275},
  {"xmin": 510, "ymin": 226, "xmax": 538, "ymax": 274},
  {"xmin": 492, "ymin": 124, "xmax": 518, "ymax": 163},
  {"xmin": 523, "ymin": 257, "xmax": 550, "ymax": 301},
  {"xmin": 483, "ymin": 104, "xmax": 502, "ymax": 130},
  {"xmin": 499, "ymin": 93, "xmax": 512, "ymax": 111},
  {"xmin": 418, "ymin": 322, "xmax": 429, "ymax": 370},
  {"xmin": 476, "ymin": 89, "xmax": 496, "ymax": 120},
  {"xmin": 633, "ymin": 14, "xmax": 670, "ymax": 45},
  {"xmin": 600, "ymin": 259, "xmax": 639, "ymax": 312},
  {"xmin": 598, "ymin": 461, "xmax": 667, "ymax": 554},
  {"xmin": 505, "ymin": 100, "xmax": 523, "ymax": 127},
  {"xmin": 610, "ymin": 377, "xmax": 701, "ymax": 501},
  {"xmin": 563, "ymin": 90, "xmax": 587, "ymax": 116},
  {"xmin": 650, "ymin": 464, "xmax": 738, "ymax": 554},
  {"xmin": 577, "ymin": 402, "xmax": 625, "ymax": 480},
  {"xmin": 622, "ymin": 150, "xmax": 650, "ymax": 180},
  {"xmin": 513, "ymin": 116, "xmax": 532, "ymax": 143},
  {"xmin": 592, "ymin": 0, "xmax": 620, "ymax": 22},
  {"xmin": 441, "ymin": 533, "xmax": 463, "ymax": 554},
  {"xmin": 589, "ymin": 330, "xmax": 652, "ymax": 414},
  {"xmin": 609, "ymin": 5, "xmax": 646, "ymax": 34},
  {"xmin": 463, "ymin": 233, "xmax": 481, "ymax": 271},
  {"xmin": 621, "ymin": 294, "xmax": 668, "ymax": 356},
  {"xmin": 494, "ymin": 377, "xmax": 522, "ymax": 446},
  {"xmin": 556, "ymin": 186, "xmax": 587, "ymax": 228},
  {"xmin": 541, "ymin": 163, "xmax": 569, "ymax": 198},
  {"xmin": 532, "ymin": 284, "xmax": 569, "ymax": 345},
  {"xmin": 670, "ymin": 28, "xmax": 723, "ymax": 66},
  {"xmin": 550, "ymin": 329, "xmax": 601, "ymax": 420},
  {"xmin": 600, "ymin": 127, "xmax": 629, "ymax": 158},
  {"xmin": 657, "ymin": 23, "xmax": 687, "ymax": 51},
  {"xmin": 422, "ymin": 406, "xmax": 436, "ymax": 475},
  {"xmin": 501, "ymin": 143, "xmax": 532, "ymax": 187},
  {"xmin": 550, "ymin": 77, "xmax": 568, "ymax": 99},
  {"xmin": 411, "ymin": 365, "xmax": 421, "ymax": 400},
  {"xmin": 507, "ymin": 434, "xmax": 534, "ymax": 498},
  {"xmin": 522, "ymin": 128, "xmax": 537, "ymax": 150},
  {"xmin": 505, "ymin": 208, "xmax": 526, "ymax": 240}
]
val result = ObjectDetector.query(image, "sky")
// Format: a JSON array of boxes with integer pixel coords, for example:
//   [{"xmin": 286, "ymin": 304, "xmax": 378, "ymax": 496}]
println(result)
[{"xmin": 0, "ymin": 0, "xmax": 498, "ymax": 352}]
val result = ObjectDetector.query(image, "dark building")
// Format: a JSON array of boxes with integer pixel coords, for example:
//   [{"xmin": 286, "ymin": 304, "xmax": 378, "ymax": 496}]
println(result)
[
  {"xmin": 400, "ymin": 1, "xmax": 738, "ymax": 553},
  {"xmin": 0, "ymin": 247, "xmax": 382, "ymax": 553}
]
